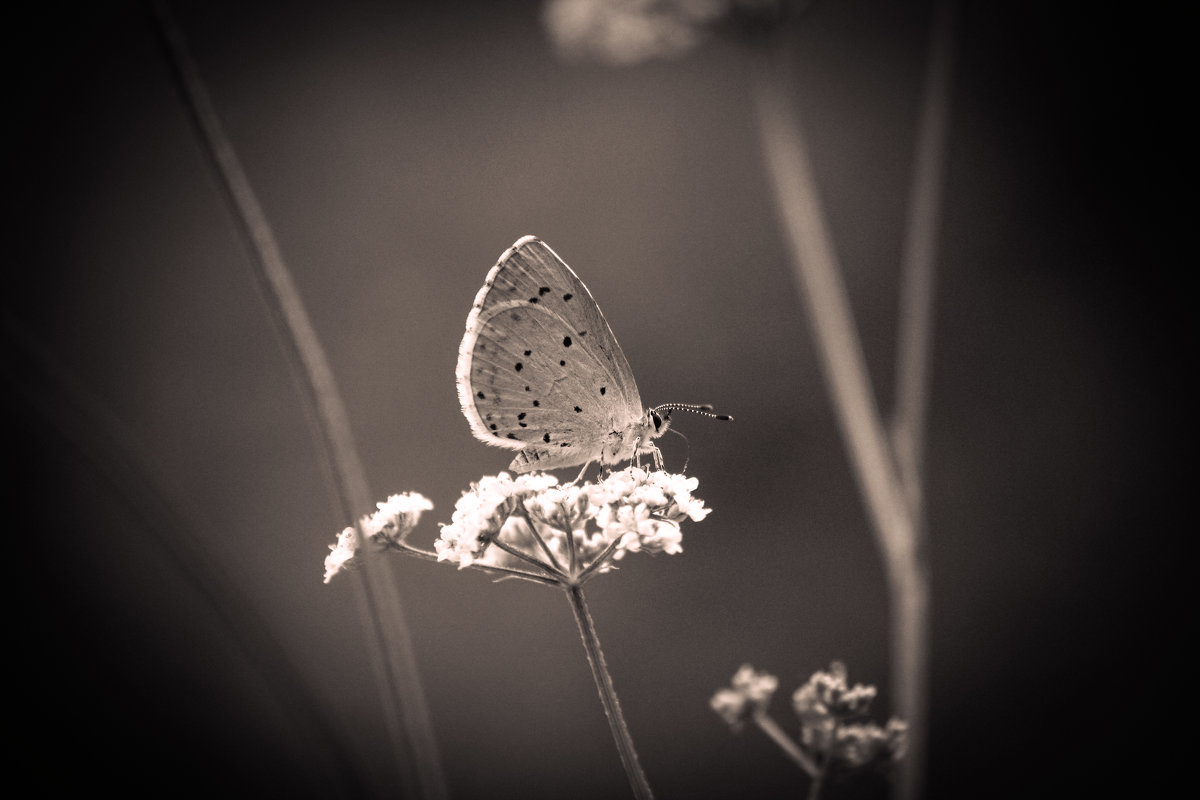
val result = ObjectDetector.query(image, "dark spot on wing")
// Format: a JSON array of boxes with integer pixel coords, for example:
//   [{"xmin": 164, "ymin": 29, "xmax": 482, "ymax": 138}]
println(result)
[
  {"xmin": 533, "ymin": 400, "xmax": 540, "ymax": 407},
  {"xmin": 543, "ymin": 433, "xmax": 551, "ymax": 443},
  {"xmin": 524, "ymin": 349, "xmax": 531, "ymax": 356},
  {"xmin": 507, "ymin": 433, "xmax": 518, "ymax": 440},
  {"xmin": 528, "ymin": 297, "xmax": 539, "ymax": 304},
  {"xmin": 489, "ymin": 424, "xmax": 497, "ymax": 431},
  {"xmin": 517, "ymin": 413, "xmax": 526, "ymax": 420},
  {"xmin": 563, "ymin": 293, "xmax": 573, "ymax": 301},
  {"xmin": 574, "ymin": 406, "xmax": 581, "ymax": 413},
  {"xmin": 563, "ymin": 336, "xmax": 572, "ymax": 347},
  {"xmin": 559, "ymin": 360, "xmax": 566, "ymax": 366},
  {"xmin": 477, "ymin": 391, "xmax": 485, "ymax": 400},
  {"xmin": 538, "ymin": 287, "xmax": 550, "ymax": 296},
  {"xmin": 515, "ymin": 362, "xmax": 523, "ymax": 372},
  {"xmin": 600, "ymin": 386, "xmax": 606, "ymax": 395}
]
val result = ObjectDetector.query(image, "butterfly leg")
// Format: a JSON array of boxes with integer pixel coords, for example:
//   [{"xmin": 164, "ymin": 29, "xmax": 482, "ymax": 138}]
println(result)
[
  {"xmin": 571, "ymin": 460, "xmax": 594, "ymax": 485},
  {"xmin": 648, "ymin": 444, "xmax": 664, "ymax": 471}
]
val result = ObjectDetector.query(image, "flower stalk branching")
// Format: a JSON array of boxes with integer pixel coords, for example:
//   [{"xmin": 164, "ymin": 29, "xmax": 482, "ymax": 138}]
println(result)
[{"xmin": 324, "ymin": 467, "xmax": 713, "ymax": 799}]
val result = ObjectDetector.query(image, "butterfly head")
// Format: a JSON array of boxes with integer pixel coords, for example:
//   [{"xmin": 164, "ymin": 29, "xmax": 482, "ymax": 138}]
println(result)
[{"xmin": 625, "ymin": 403, "xmax": 732, "ymax": 465}]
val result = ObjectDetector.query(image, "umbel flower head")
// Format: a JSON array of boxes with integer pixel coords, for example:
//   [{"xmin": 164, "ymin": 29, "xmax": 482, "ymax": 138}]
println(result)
[
  {"xmin": 434, "ymin": 467, "xmax": 709, "ymax": 584},
  {"xmin": 323, "ymin": 492, "xmax": 433, "ymax": 583},
  {"xmin": 323, "ymin": 468, "xmax": 711, "ymax": 586},
  {"xmin": 710, "ymin": 664, "xmax": 779, "ymax": 729},
  {"xmin": 791, "ymin": 661, "xmax": 908, "ymax": 767},
  {"xmin": 711, "ymin": 661, "xmax": 907, "ymax": 778}
]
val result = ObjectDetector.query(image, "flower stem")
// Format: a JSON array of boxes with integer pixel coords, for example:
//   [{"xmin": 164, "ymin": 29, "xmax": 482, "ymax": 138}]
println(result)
[
  {"xmin": 887, "ymin": 8, "xmax": 954, "ymax": 799},
  {"xmin": 517, "ymin": 508, "xmax": 566, "ymax": 573},
  {"xmin": 565, "ymin": 584, "xmax": 654, "ymax": 799},
  {"xmin": 753, "ymin": 713, "xmax": 819, "ymax": 778},
  {"xmin": 150, "ymin": 3, "xmax": 447, "ymax": 797},
  {"xmin": 750, "ymin": 18, "xmax": 947, "ymax": 799}
]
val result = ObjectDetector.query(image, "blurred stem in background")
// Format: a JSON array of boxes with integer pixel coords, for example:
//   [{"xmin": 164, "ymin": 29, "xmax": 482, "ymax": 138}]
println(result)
[
  {"xmin": 150, "ymin": 2, "xmax": 449, "ymax": 798},
  {"xmin": 751, "ymin": 3, "xmax": 955, "ymax": 798}
]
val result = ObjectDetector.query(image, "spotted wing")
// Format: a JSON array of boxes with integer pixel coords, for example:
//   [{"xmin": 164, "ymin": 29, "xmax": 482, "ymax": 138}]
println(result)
[{"xmin": 455, "ymin": 236, "xmax": 644, "ymax": 470}]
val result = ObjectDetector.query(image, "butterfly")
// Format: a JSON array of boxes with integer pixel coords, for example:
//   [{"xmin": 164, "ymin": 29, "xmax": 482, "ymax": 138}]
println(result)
[{"xmin": 455, "ymin": 235, "xmax": 728, "ymax": 475}]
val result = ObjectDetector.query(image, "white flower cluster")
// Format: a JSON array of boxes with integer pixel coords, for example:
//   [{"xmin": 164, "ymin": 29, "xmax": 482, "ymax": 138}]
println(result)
[
  {"xmin": 322, "ymin": 492, "xmax": 433, "ymax": 583},
  {"xmin": 791, "ymin": 661, "xmax": 907, "ymax": 766},
  {"xmin": 542, "ymin": 0, "xmax": 728, "ymax": 66},
  {"xmin": 712, "ymin": 661, "xmax": 907, "ymax": 770},
  {"xmin": 434, "ymin": 468, "xmax": 710, "ymax": 577},
  {"xmin": 710, "ymin": 664, "xmax": 779, "ymax": 726}
]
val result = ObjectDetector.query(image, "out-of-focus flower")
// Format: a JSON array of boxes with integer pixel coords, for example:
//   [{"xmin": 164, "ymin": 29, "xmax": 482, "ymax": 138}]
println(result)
[
  {"xmin": 542, "ymin": 0, "xmax": 801, "ymax": 65},
  {"xmin": 710, "ymin": 664, "xmax": 779, "ymax": 728},
  {"xmin": 543, "ymin": 0, "xmax": 728, "ymax": 65},
  {"xmin": 834, "ymin": 718, "xmax": 909, "ymax": 767},
  {"xmin": 323, "ymin": 526, "xmax": 359, "ymax": 584},
  {"xmin": 322, "ymin": 492, "xmax": 434, "ymax": 583},
  {"xmin": 792, "ymin": 661, "xmax": 906, "ymax": 767}
]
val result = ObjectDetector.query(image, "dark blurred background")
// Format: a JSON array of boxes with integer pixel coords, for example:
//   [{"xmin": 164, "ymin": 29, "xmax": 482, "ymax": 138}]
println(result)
[{"xmin": 7, "ymin": 1, "xmax": 1183, "ymax": 798}]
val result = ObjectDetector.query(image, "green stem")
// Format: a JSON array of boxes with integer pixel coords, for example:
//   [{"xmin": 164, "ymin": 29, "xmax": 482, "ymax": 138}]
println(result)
[
  {"xmin": 150, "ymin": 3, "xmax": 447, "ymax": 797},
  {"xmin": 565, "ymin": 585, "xmax": 654, "ymax": 800}
]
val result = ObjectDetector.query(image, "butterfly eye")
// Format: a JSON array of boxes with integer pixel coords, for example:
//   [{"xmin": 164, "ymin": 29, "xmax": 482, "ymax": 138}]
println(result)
[{"xmin": 651, "ymin": 411, "xmax": 663, "ymax": 432}]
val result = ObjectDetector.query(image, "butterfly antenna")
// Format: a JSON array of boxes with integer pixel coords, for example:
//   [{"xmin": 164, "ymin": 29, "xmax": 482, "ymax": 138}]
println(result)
[{"xmin": 652, "ymin": 403, "xmax": 732, "ymax": 422}]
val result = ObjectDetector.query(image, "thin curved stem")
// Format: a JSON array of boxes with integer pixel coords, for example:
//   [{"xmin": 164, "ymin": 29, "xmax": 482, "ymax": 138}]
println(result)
[
  {"xmin": 490, "ymin": 536, "xmax": 564, "ymax": 578},
  {"xmin": 576, "ymin": 537, "xmax": 624, "ymax": 583},
  {"xmin": 517, "ymin": 507, "xmax": 566, "ymax": 573},
  {"xmin": 750, "ymin": 23, "xmax": 941, "ymax": 800},
  {"xmin": 150, "ymin": 3, "xmax": 447, "ymax": 798},
  {"xmin": 566, "ymin": 585, "xmax": 654, "ymax": 799},
  {"xmin": 894, "ymin": 0, "xmax": 955, "ymax": 522},
  {"xmin": 888, "ymin": 5, "xmax": 955, "ymax": 798}
]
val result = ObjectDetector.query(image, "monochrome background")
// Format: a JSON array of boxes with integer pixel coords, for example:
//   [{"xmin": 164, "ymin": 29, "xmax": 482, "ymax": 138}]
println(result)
[{"xmin": 8, "ymin": 2, "xmax": 1180, "ymax": 798}]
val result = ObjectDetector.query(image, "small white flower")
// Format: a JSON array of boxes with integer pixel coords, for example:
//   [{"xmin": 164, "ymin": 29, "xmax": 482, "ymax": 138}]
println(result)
[
  {"xmin": 323, "ymin": 491, "xmax": 433, "ymax": 582},
  {"xmin": 710, "ymin": 664, "xmax": 778, "ymax": 727},
  {"xmin": 710, "ymin": 687, "xmax": 749, "ymax": 726},
  {"xmin": 323, "ymin": 526, "xmax": 359, "ymax": 584},
  {"xmin": 363, "ymin": 492, "xmax": 434, "ymax": 544},
  {"xmin": 434, "ymin": 473, "xmax": 559, "ymax": 569},
  {"xmin": 731, "ymin": 663, "xmax": 779, "ymax": 704}
]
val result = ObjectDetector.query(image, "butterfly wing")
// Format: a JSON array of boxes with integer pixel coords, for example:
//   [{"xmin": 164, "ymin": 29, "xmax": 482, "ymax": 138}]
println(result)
[{"xmin": 456, "ymin": 236, "xmax": 644, "ymax": 470}]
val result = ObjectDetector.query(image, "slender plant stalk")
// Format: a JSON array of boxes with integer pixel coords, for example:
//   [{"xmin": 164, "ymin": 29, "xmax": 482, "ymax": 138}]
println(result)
[
  {"xmin": 566, "ymin": 585, "xmax": 654, "ymax": 800},
  {"xmin": 893, "ymin": 0, "xmax": 955, "ymax": 521},
  {"xmin": 750, "ymin": 8, "xmax": 954, "ymax": 795},
  {"xmin": 753, "ymin": 713, "xmax": 819, "ymax": 778},
  {"xmin": 150, "ymin": 3, "xmax": 448, "ymax": 798},
  {"xmin": 888, "ymin": 4, "xmax": 955, "ymax": 799}
]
